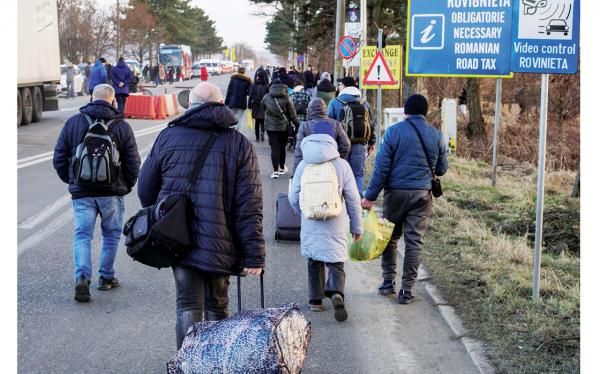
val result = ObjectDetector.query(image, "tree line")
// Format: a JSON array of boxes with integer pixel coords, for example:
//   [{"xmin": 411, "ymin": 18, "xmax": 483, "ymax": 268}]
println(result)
[{"xmin": 58, "ymin": 0, "xmax": 224, "ymax": 66}]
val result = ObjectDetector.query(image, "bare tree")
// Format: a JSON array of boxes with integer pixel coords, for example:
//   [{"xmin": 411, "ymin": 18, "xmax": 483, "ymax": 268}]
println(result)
[
  {"xmin": 121, "ymin": 0, "xmax": 158, "ymax": 64},
  {"xmin": 466, "ymin": 78, "xmax": 486, "ymax": 139}
]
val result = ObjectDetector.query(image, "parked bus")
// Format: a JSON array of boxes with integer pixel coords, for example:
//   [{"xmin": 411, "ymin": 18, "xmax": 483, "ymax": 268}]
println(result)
[{"xmin": 158, "ymin": 44, "xmax": 192, "ymax": 80}]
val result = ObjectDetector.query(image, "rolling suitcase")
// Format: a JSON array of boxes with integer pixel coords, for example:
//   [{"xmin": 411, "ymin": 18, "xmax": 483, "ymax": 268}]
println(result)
[
  {"xmin": 167, "ymin": 272, "xmax": 312, "ymax": 374},
  {"xmin": 275, "ymin": 192, "xmax": 301, "ymax": 241}
]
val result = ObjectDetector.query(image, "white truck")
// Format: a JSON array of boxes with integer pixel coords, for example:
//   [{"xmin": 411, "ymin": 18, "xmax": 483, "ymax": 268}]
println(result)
[
  {"xmin": 242, "ymin": 59, "xmax": 255, "ymax": 71},
  {"xmin": 17, "ymin": 0, "xmax": 61, "ymax": 126}
]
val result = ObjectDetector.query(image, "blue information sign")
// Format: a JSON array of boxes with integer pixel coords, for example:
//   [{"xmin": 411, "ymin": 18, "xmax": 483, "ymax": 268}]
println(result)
[
  {"xmin": 510, "ymin": 0, "xmax": 579, "ymax": 74},
  {"xmin": 406, "ymin": 0, "xmax": 513, "ymax": 77}
]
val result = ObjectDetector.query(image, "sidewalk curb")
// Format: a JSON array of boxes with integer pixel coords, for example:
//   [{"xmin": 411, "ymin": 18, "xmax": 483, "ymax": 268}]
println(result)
[{"xmin": 418, "ymin": 266, "xmax": 497, "ymax": 374}]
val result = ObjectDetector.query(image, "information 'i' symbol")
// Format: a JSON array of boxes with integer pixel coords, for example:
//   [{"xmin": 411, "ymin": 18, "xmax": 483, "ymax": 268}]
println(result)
[{"xmin": 420, "ymin": 20, "xmax": 437, "ymax": 44}]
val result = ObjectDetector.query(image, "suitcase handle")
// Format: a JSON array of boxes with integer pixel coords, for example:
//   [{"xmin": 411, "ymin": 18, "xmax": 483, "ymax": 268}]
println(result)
[{"xmin": 237, "ymin": 269, "xmax": 265, "ymax": 313}]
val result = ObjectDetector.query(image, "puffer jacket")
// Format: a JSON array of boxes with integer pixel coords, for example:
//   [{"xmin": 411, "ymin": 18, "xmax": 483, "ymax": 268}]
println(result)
[
  {"xmin": 293, "ymin": 98, "xmax": 350, "ymax": 172},
  {"xmin": 289, "ymin": 134, "xmax": 362, "ymax": 263},
  {"xmin": 88, "ymin": 60, "xmax": 107, "ymax": 93},
  {"xmin": 225, "ymin": 73, "xmax": 252, "ymax": 110},
  {"xmin": 260, "ymin": 83, "xmax": 299, "ymax": 132},
  {"xmin": 53, "ymin": 100, "xmax": 141, "ymax": 199},
  {"xmin": 111, "ymin": 60, "xmax": 133, "ymax": 96},
  {"xmin": 364, "ymin": 114, "xmax": 448, "ymax": 201},
  {"xmin": 137, "ymin": 103, "xmax": 265, "ymax": 274}
]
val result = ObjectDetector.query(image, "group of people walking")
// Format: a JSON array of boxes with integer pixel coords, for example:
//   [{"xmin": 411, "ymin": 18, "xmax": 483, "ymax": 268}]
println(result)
[
  {"xmin": 53, "ymin": 60, "xmax": 448, "ymax": 347},
  {"xmin": 86, "ymin": 56, "xmax": 139, "ymax": 113}
]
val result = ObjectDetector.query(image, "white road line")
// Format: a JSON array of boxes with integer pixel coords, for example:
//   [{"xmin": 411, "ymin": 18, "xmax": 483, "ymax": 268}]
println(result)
[
  {"xmin": 59, "ymin": 107, "xmax": 79, "ymax": 112},
  {"xmin": 17, "ymin": 122, "xmax": 167, "ymax": 169},
  {"xmin": 18, "ymin": 194, "xmax": 73, "ymax": 229},
  {"xmin": 18, "ymin": 209, "xmax": 73, "ymax": 256}
]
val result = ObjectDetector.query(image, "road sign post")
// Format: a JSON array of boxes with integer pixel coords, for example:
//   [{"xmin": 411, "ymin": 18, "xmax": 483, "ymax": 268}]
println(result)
[
  {"xmin": 509, "ymin": 0, "xmax": 579, "ymax": 301},
  {"xmin": 491, "ymin": 79, "xmax": 503, "ymax": 186},
  {"xmin": 377, "ymin": 29, "xmax": 383, "ymax": 146}
]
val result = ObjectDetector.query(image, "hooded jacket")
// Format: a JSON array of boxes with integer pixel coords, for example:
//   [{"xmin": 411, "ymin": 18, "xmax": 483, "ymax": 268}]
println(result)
[
  {"xmin": 316, "ymin": 75, "xmax": 336, "ymax": 107},
  {"xmin": 53, "ymin": 100, "xmax": 141, "ymax": 199},
  {"xmin": 225, "ymin": 73, "xmax": 252, "ymax": 110},
  {"xmin": 88, "ymin": 60, "xmax": 108, "ymax": 93},
  {"xmin": 248, "ymin": 70, "xmax": 269, "ymax": 119},
  {"xmin": 293, "ymin": 99, "xmax": 351, "ymax": 172},
  {"xmin": 137, "ymin": 103, "xmax": 265, "ymax": 274},
  {"xmin": 260, "ymin": 83, "xmax": 299, "ymax": 132},
  {"xmin": 289, "ymin": 134, "xmax": 362, "ymax": 263},
  {"xmin": 111, "ymin": 60, "xmax": 133, "ymax": 96},
  {"xmin": 364, "ymin": 114, "xmax": 448, "ymax": 199},
  {"xmin": 327, "ymin": 86, "xmax": 376, "ymax": 146}
]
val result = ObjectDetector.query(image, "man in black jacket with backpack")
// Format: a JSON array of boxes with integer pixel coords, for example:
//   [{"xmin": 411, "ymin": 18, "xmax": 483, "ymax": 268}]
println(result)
[{"xmin": 53, "ymin": 83, "xmax": 141, "ymax": 303}]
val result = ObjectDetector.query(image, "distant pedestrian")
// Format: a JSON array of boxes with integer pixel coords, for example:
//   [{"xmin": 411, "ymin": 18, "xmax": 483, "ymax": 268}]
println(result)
[
  {"xmin": 362, "ymin": 94, "xmax": 448, "ymax": 304},
  {"xmin": 129, "ymin": 70, "xmax": 140, "ymax": 93},
  {"xmin": 137, "ymin": 82, "xmax": 265, "ymax": 349},
  {"xmin": 142, "ymin": 64, "xmax": 149, "ymax": 82},
  {"xmin": 111, "ymin": 57, "xmax": 133, "ymax": 113},
  {"xmin": 83, "ymin": 61, "xmax": 91, "ymax": 93},
  {"xmin": 200, "ymin": 66, "xmax": 208, "ymax": 81},
  {"xmin": 52, "ymin": 84, "xmax": 141, "ymax": 303},
  {"xmin": 316, "ymin": 72, "xmax": 336, "ymax": 107},
  {"xmin": 327, "ymin": 76, "xmax": 376, "ymax": 195},
  {"xmin": 303, "ymin": 65, "xmax": 315, "ymax": 97},
  {"xmin": 176, "ymin": 65, "xmax": 182, "ymax": 81},
  {"xmin": 224, "ymin": 66, "xmax": 252, "ymax": 131},
  {"xmin": 159, "ymin": 64, "xmax": 166, "ymax": 84},
  {"xmin": 248, "ymin": 68, "xmax": 269, "ymax": 142},
  {"xmin": 288, "ymin": 126, "xmax": 362, "ymax": 322},
  {"xmin": 88, "ymin": 57, "xmax": 107, "ymax": 96},
  {"xmin": 290, "ymin": 81, "xmax": 311, "ymax": 122},
  {"xmin": 152, "ymin": 65, "xmax": 159, "ymax": 86},
  {"xmin": 260, "ymin": 78, "xmax": 299, "ymax": 179},
  {"xmin": 105, "ymin": 63, "xmax": 113, "ymax": 84},
  {"xmin": 168, "ymin": 65, "xmax": 175, "ymax": 84},
  {"xmin": 294, "ymin": 98, "xmax": 350, "ymax": 173},
  {"xmin": 65, "ymin": 63, "xmax": 76, "ymax": 99}
]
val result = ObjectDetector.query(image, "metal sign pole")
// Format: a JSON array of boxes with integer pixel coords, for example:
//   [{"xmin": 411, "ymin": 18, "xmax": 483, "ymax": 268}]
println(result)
[
  {"xmin": 532, "ymin": 73, "xmax": 550, "ymax": 301},
  {"xmin": 491, "ymin": 78, "xmax": 503, "ymax": 186},
  {"xmin": 360, "ymin": 0, "xmax": 367, "ymax": 99},
  {"xmin": 334, "ymin": 0, "xmax": 345, "ymax": 81},
  {"xmin": 376, "ymin": 29, "xmax": 383, "ymax": 144}
]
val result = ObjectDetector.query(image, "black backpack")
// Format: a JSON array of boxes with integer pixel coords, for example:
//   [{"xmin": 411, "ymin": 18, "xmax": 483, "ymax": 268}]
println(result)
[
  {"xmin": 337, "ymin": 98, "xmax": 371, "ymax": 144},
  {"xmin": 72, "ymin": 114, "xmax": 121, "ymax": 187}
]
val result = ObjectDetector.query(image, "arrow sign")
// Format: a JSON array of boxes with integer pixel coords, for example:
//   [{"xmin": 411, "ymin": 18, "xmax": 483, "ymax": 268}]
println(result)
[
  {"xmin": 363, "ymin": 50, "xmax": 396, "ymax": 85},
  {"xmin": 338, "ymin": 36, "xmax": 358, "ymax": 60}
]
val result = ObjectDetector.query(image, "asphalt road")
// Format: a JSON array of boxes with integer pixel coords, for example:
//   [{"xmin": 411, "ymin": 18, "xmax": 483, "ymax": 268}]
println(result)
[{"xmin": 17, "ymin": 74, "xmax": 478, "ymax": 373}]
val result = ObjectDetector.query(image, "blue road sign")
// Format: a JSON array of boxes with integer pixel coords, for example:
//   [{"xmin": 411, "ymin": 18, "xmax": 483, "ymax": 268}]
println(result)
[
  {"xmin": 406, "ymin": 0, "xmax": 513, "ymax": 77},
  {"xmin": 510, "ymin": 0, "xmax": 579, "ymax": 74},
  {"xmin": 338, "ymin": 36, "xmax": 358, "ymax": 60}
]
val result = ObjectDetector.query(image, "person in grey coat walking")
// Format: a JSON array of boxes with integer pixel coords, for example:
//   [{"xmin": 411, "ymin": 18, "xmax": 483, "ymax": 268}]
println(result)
[
  {"xmin": 289, "ymin": 127, "xmax": 362, "ymax": 322},
  {"xmin": 66, "ymin": 63, "xmax": 76, "ymax": 98},
  {"xmin": 362, "ymin": 94, "xmax": 448, "ymax": 304},
  {"xmin": 293, "ymin": 98, "xmax": 350, "ymax": 173}
]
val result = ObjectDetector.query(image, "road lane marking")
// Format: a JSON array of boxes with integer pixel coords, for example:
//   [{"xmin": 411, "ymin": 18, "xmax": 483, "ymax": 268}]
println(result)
[
  {"xmin": 17, "ymin": 123, "xmax": 167, "ymax": 169},
  {"xmin": 18, "ymin": 208, "xmax": 73, "ymax": 256},
  {"xmin": 59, "ymin": 107, "xmax": 79, "ymax": 112}
]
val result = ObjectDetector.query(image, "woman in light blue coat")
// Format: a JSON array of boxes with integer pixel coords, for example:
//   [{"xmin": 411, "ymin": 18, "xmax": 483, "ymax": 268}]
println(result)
[{"xmin": 289, "ymin": 128, "xmax": 362, "ymax": 322}]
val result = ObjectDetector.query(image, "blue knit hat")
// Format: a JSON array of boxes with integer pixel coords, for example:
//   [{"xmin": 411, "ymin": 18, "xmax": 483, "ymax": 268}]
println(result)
[{"xmin": 312, "ymin": 120, "xmax": 335, "ymax": 139}]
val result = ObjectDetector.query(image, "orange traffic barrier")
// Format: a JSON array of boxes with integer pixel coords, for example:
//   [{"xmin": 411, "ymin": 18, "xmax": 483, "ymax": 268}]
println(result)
[
  {"xmin": 124, "ymin": 95, "xmax": 156, "ymax": 120},
  {"xmin": 171, "ymin": 93, "xmax": 180, "ymax": 115},
  {"xmin": 154, "ymin": 95, "xmax": 167, "ymax": 119},
  {"xmin": 164, "ymin": 94, "xmax": 177, "ymax": 117}
]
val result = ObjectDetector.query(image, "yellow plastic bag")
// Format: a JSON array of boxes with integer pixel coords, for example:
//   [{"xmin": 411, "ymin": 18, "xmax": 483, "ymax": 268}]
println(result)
[
  {"xmin": 247, "ymin": 110, "xmax": 254, "ymax": 130},
  {"xmin": 349, "ymin": 210, "xmax": 395, "ymax": 262}
]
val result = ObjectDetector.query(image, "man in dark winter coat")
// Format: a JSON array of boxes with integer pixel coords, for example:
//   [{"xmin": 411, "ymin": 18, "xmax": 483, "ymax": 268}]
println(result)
[
  {"xmin": 88, "ymin": 58, "xmax": 107, "ymax": 96},
  {"xmin": 111, "ymin": 57, "xmax": 133, "ymax": 113},
  {"xmin": 53, "ymin": 84, "xmax": 141, "ymax": 303},
  {"xmin": 294, "ymin": 98, "xmax": 350, "ymax": 173},
  {"xmin": 362, "ymin": 94, "xmax": 448, "ymax": 304},
  {"xmin": 248, "ymin": 69, "xmax": 269, "ymax": 141},
  {"xmin": 137, "ymin": 82, "xmax": 265, "ymax": 349},
  {"xmin": 225, "ymin": 67, "xmax": 252, "ymax": 131}
]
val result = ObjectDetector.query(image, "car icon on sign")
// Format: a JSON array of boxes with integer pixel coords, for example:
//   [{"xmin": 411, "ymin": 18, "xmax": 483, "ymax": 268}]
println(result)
[{"xmin": 546, "ymin": 19, "xmax": 569, "ymax": 35}]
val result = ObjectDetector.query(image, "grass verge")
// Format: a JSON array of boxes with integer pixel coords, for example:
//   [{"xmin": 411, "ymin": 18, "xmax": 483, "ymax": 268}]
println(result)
[{"xmin": 422, "ymin": 156, "xmax": 579, "ymax": 373}]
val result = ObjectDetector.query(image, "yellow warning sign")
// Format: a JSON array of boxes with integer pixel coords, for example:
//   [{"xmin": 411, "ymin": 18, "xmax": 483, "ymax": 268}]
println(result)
[{"xmin": 361, "ymin": 45, "xmax": 402, "ymax": 90}]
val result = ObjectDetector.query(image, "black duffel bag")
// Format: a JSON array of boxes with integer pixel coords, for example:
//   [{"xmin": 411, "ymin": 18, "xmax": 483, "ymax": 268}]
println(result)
[{"xmin": 123, "ymin": 131, "xmax": 219, "ymax": 269}]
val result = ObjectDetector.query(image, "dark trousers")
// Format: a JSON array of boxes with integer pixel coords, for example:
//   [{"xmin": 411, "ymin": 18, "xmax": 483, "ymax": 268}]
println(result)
[
  {"xmin": 267, "ymin": 130, "xmax": 288, "ymax": 172},
  {"xmin": 381, "ymin": 190, "xmax": 432, "ymax": 291},
  {"xmin": 115, "ymin": 94, "xmax": 128, "ymax": 113},
  {"xmin": 255, "ymin": 118, "xmax": 265, "ymax": 139},
  {"xmin": 172, "ymin": 266, "xmax": 230, "ymax": 349},
  {"xmin": 307, "ymin": 259, "xmax": 345, "ymax": 300}
]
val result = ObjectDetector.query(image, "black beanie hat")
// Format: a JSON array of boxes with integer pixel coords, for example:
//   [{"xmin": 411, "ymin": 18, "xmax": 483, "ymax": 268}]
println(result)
[{"xmin": 404, "ymin": 94, "xmax": 428, "ymax": 116}]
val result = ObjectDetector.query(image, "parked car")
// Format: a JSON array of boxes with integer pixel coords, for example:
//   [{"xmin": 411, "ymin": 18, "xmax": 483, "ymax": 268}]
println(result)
[
  {"xmin": 198, "ymin": 59, "xmax": 222, "ymax": 75},
  {"xmin": 125, "ymin": 60, "xmax": 141, "ymax": 75},
  {"xmin": 191, "ymin": 62, "xmax": 202, "ymax": 78},
  {"xmin": 59, "ymin": 64, "xmax": 85, "ymax": 96}
]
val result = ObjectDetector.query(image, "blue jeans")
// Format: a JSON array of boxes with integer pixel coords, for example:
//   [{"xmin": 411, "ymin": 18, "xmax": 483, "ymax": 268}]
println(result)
[
  {"xmin": 348, "ymin": 143, "xmax": 366, "ymax": 195},
  {"xmin": 72, "ymin": 196, "xmax": 125, "ymax": 282},
  {"xmin": 67, "ymin": 80, "xmax": 75, "ymax": 98}
]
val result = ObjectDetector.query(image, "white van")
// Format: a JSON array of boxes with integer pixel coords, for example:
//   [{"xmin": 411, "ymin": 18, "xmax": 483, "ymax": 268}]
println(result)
[{"xmin": 198, "ymin": 59, "xmax": 222, "ymax": 76}]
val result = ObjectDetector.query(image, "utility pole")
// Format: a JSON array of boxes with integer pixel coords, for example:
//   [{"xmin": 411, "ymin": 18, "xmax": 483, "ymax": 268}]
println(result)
[
  {"xmin": 360, "ymin": 0, "xmax": 367, "ymax": 98},
  {"xmin": 116, "ymin": 0, "xmax": 120, "ymax": 58},
  {"xmin": 334, "ymin": 0, "xmax": 345, "ymax": 81}
]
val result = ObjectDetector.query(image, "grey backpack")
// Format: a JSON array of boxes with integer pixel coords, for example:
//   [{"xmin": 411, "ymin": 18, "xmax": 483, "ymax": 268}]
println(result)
[{"xmin": 72, "ymin": 114, "xmax": 120, "ymax": 187}]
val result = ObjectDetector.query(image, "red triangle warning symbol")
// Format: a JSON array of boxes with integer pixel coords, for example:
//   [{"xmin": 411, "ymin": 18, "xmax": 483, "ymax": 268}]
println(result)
[{"xmin": 363, "ymin": 50, "xmax": 396, "ymax": 85}]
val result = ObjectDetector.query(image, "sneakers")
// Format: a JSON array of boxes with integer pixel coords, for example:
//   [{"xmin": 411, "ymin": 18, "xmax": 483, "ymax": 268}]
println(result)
[
  {"xmin": 331, "ymin": 293, "xmax": 348, "ymax": 322},
  {"xmin": 260, "ymin": 133, "xmax": 265, "ymax": 141},
  {"xmin": 74, "ymin": 277, "xmax": 91, "ymax": 302},
  {"xmin": 98, "ymin": 276, "xmax": 120, "ymax": 291},
  {"xmin": 308, "ymin": 300, "xmax": 324, "ymax": 312},
  {"xmin": 270, "ymin": 172, "xmax": 280, "ymax": 179},
  {"xmin": 399, "ymin": 289, "xmax": 415, "ymax": 304},
  {"xmin": 277, "ymin": 165, "xmax": 288, "ymax": 175},
  {"xmin": 378, "ymin": 279, "xmax": 396, "ymax": 295}
]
